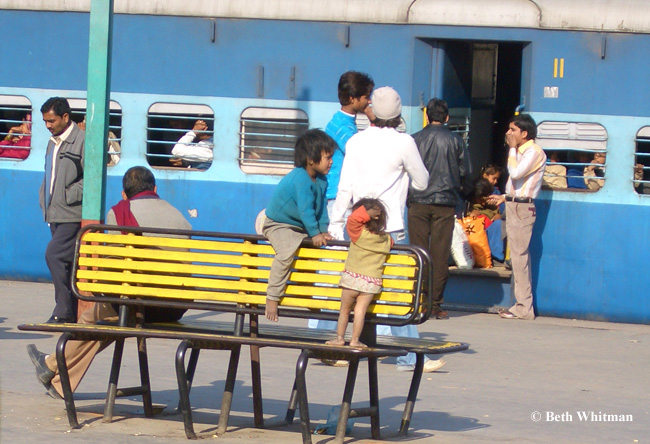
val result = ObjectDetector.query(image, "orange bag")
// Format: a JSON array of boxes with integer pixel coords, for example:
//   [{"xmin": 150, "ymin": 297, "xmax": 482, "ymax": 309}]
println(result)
[{"xmin": 460, "ymin": 216, "xmax": 493, "ymax": 268}]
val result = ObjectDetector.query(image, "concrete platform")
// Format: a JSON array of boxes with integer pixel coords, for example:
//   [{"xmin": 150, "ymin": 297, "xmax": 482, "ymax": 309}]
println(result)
[{"xmin": 1, "ymin": 280, "xmax": 648, "ymax": 444}]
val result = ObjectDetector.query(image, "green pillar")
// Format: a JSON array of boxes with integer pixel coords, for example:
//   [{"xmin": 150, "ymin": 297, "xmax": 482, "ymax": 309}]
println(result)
[{"xmin": 82, "ymin": 0, "xmax": 114, "ymax": 223}]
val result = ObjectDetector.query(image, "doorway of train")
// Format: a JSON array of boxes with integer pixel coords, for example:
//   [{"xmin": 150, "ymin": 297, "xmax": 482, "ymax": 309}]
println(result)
[{"xmin": 415, "ymin": 39, "xmax": 524, "ymax": 183}]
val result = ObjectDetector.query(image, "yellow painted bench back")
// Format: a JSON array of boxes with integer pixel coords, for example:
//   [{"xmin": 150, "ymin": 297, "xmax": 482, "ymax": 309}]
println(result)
[{"xmin": 73, "ymin": 226, "xmax": 430, "ymax": 323}]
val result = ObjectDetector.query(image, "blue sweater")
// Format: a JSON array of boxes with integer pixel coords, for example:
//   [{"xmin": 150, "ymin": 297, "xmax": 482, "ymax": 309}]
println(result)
[
  {"xmin": 325, "ymin": 110, "xmax": 357, "ymax": 200},
  {"xmin": 265, "ymin": 167, "xmax": 329, "ymax": 237}
]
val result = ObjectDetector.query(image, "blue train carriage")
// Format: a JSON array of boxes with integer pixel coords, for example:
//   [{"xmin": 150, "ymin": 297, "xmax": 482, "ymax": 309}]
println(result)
[{"xmin": 0, "ymin": 0, "xmax": 649, "ymax": 323}]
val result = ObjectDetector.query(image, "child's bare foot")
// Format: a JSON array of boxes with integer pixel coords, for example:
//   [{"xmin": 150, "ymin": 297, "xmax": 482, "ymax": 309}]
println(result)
[
  {"xmin": 265, "ymin": 298, "xmax": 279, "ymax": 321},
  {"xmin": 349, "ymin": 340, "xmax": 367, "ymax": 348},
  {"xmin": 326, "ymin": 338, "xmax": 345, "ymax": 346}
]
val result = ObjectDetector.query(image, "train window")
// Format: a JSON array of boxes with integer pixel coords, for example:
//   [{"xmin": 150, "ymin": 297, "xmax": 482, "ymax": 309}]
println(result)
[
  {"xmin": 147, "ymin": 103, "xmax": 214, "ymax": 171},
  {"xmin": 634, "ymin": 127, "xmax": 650, "ymax": 195},
  {"xmin": 0, "ymin": 95, "xmax": 32, "ymax": 161},
  {"xmin": 355, "ymin": 113, "xmax": 407, "ymax": 133},
  {"xmin": 67, "ymin": 99, "xmax": 122, "ymax": 167},
  {"xmin": 239, "ymin": 107, "xmax": 308, "ymax": 175},
  {"xmin": 536, "ymin": 121, "xmax": 608, "ymax": 192}
]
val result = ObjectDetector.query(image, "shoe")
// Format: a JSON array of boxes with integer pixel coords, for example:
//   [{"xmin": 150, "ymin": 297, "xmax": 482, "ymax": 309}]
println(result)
[
  {"xmin": 321, "ymin": 359, "xmax": 349, "ymax": 367},
  {"xmin": 434, "ymin": 310, "xmax": 449, "ymax": 320},
  {"xmin": 423, "ymin": 358, "xmax": 446, "ymax": 373},
  {"xmin": 27, "ymin": 344, "xmax": 55, "ymax": 390},
  {"xmin": 396, "ymin": 364, "xmax": 415, "ymax": 372},
  {"xmin": 45, "ymin": 316, "xmax": 73, "ymax": 324},
  {"xmin": 498, "ymin": 309, "xmax": 516, "ymax": 319},
  {"xmin": 504, "ymin": 260, "xmax": 512, "ymax": 270}
]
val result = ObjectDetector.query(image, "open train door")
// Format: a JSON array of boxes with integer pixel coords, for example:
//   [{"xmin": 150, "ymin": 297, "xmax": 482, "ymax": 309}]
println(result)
[{"xmin": 416, "ymin": 39, "xmax": 523, "ymax": 181}]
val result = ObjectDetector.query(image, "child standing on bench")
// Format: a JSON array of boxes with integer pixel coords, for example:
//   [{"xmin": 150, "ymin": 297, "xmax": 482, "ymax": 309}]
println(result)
[
  {"xmin": 263, "ymin": 129, "xmax": 336, "ymax": 321},
  {"xmin": 327, "ymin": 198, "xmax": 393, "ymax": 347}
]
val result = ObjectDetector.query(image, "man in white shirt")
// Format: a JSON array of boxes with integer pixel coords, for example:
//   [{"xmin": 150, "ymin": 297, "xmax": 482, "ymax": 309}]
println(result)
[
  {"xmin": 170, "ymin": 118, "xmax": 214, "ymax": 169},
  {"xmin": 329, "ymin": 87, "xmax": 444, "ymax": 373}
]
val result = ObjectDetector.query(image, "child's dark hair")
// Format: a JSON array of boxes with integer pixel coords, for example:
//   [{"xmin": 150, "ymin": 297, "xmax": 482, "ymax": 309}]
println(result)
[
  {"xmin": 480, "ymin": 163, "xmax": 502, "ymax": 177},
  {"xmin": 294, "ymin": 129, "xmax": 337, "ymax": 168},
  {"xmin": 352, "ymin": 198, "xmax": 387, "ymax": 235},
  {"xmin": 472, "ymin": 178, "xmax": 494, "ymax": 201}
]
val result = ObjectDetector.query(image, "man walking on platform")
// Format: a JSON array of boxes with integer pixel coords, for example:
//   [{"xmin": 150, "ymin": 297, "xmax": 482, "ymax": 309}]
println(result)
[
  {"xmin": 40, "ymin": 97, "xmax": 84, "ymax": 324},
  {"xmin": 27, "ymin": 166, "xmax": 192, "ymax": 398},
  {"xmin": 408, "ymin": 98, "xmax": 471, "ymax": 320}
]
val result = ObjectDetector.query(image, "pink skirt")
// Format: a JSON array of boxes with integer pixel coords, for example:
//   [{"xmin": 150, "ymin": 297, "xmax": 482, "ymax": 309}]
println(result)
[{"xmin": 339, "ymin": 270, "xmax": 382, "ymax": 294}]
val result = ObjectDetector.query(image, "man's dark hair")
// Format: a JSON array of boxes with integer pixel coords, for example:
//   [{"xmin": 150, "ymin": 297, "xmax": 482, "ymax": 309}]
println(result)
[
  {"xmin": 294, "ymin": 129, "xmax": 336, "ymax": 168},
  {"xmin": 426, "ymin": 98, "xmax": 449, "ymax": 124},
  {"xmin": 510, "ymin": 114, "xmax": 537, "ymax": 140},
  {"xmin": 123, "ymin": 166, "xmax": 156, "ymax": 199},
  {"xmin": 352, "ymin": 198, "xmax": 388, "ymax": 235},
  {"xmin": 373, "ymin": 116, "xmax": 402, "ymax": 129},
  {"xmin": 338, "ymin": 71, "xmax": 374, "ymax": 106},
  {"xmin": 40, "ymin": 97, "xmax": 71, "ymax": 117}
]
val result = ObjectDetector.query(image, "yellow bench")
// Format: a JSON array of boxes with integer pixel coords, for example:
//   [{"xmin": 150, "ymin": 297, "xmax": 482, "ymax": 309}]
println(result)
[{"xmin": 19, "ymin": 224, "xmax": 468, "ymax": 443}]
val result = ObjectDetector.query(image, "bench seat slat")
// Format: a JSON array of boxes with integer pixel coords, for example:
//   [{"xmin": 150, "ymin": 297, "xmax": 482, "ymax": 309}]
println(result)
[
  {"xmin": 76, "ymin": 271, "xmax": 416, "ymax": 303},
  {"xmin": 76, "ymin": 259, "xmax": 416, "ymax": 290},
  {"xmin": 75, "ymin": 282, "xmax": 416, "ymax": 315}
]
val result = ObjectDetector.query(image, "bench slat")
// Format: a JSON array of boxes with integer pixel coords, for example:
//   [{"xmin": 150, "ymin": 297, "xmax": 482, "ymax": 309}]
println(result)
[
  {"xmin": 77, "ymin": 282, "xmax": 413, "ymax": 316},
  {"xmin": 76, "ymin": 258, "xmax": 416, "ymax": 290},
  {"xmin": 80, "ymin": 232, "xmax": 417, "ymax": 265}
]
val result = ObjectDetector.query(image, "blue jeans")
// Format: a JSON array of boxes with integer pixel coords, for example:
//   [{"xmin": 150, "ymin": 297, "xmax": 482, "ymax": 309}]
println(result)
[{"xmin": 388, "ymin": 230, "xmax": 426, "ymax": 367}]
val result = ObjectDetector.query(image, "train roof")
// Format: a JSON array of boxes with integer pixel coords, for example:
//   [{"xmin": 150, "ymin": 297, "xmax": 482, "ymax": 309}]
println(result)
[{"xmin": 4, "ymin": 0, "xmax": 650, "ymax": 34}]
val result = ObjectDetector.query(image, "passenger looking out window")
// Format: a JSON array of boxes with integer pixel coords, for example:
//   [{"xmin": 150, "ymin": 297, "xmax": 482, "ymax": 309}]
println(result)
[
  {"xmin": 542, "ymin": 151, "xmax": 568, "ymax": 189},
  {"xmin": 0, "ymin": 113, "xmax": 31, "ymax": 160},
  {"xmin": 77, "ymin": 116, "xmax": 121, "ymax": 166},
  {"xmin": 170, "ymin": 118, "xmax": 213, "ymax": 170}
]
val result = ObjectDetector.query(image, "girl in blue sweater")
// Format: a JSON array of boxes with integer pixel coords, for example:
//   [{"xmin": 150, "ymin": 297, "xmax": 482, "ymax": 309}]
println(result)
[{"xmin": 263, "ymin": 129, "xmax": 336, "ymax": 321}]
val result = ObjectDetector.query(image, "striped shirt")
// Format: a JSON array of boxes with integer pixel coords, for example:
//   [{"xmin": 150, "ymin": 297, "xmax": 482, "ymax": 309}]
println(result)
[{"xmin": 505, "ymin": 139, "xmax": 547, "ymax": 199}]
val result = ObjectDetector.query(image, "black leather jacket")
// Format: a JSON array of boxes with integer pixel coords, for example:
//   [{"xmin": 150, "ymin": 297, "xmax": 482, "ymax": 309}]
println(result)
[{"xmin": 407, "ymin": 124, "xmax": 471, "ymax": 207}]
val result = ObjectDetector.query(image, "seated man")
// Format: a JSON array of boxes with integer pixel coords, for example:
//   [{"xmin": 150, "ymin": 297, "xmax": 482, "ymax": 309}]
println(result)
[
  {"xmin": 583, "ymin": 152, "xmax": 605, "ymax": 190},
  {"xmin": 26, "ymin": 166, "xmax": 192, "ymax": 398},
  {"xmin": 170, "ymin": 118, "xmax": 214, "ymax": 169}
]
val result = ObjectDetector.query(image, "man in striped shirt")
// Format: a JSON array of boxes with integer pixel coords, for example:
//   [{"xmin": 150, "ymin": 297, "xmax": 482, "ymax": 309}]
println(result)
[{"xmin": 489, "ymin": 114, "xmax": 546, "ymax": 320}]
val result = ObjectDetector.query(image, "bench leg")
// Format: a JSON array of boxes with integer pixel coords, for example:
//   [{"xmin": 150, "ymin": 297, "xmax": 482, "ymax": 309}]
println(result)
[
  {"xmin": 368, "ymin": 356, "xmax": 381, "ymax": 439},
  {"xmin": 399, "ymin": 352, "xmax": 425, "ymax": 434},
  {"xmin": 175, "ymin": 340, "xmax": 197, "ymax": 439},
  {"xmin": 136, "ymin": 337, "xmax": 154, "ymax": 417},
  {"xmin": 217, "ymin": 345, "xmax": 241, "ymax": 435},
  {"xmin": 296, "ymin": 350, "xmax": 312, "ymax": 444},
  {"xmin": 284, "ymin": 379, "xmax": 299, "ymax": 425},
  {"xmin": 55, "ymin": 333, "xmax": 80, "ymax": 429},
  {"xmin": 103, "ymin": 338, "xmax": 126, "ymax": 423},
  {"xmin": 248, "ymin": 315, "xmax": 264, "ymax": 428},
  {"xmin": 250, "ymin": 344, "xmax": 264, "ymax": 428},
  {"xmin": 177, "ymin": 347, "xmax": 200, "ymax": 412},
  {"xmin": 334, "ymin": 356, "xmax": 359, "ymax": 444}
]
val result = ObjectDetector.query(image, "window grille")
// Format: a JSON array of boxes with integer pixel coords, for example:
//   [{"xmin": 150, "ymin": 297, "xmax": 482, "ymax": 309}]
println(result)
[
  {"xmin": 68, "ymin": 99, "xmax": 122, "ymax": 167},
  {"xmin": 239, "ymin": 107, "xmax": 308, "ymax": 175},
  {"xmin": 634, "ymin": 127, "xmax": 650, "ymax": 195},
  {"xmin": 147, "ymin": 103, "xmax": 214, "ymax": 171},
  {"xmin": 0, "ymin": 95, "xmax": 32, "ymax": 161},
  {"xmin": 536, "ymin": 121, "xmax": 608, "ymax": 192}
]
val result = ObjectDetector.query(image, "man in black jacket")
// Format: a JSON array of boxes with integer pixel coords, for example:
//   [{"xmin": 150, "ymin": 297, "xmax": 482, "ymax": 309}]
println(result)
[{"xmin": 408, "ymin": 98, "xmax": 471, "ymax": 319}]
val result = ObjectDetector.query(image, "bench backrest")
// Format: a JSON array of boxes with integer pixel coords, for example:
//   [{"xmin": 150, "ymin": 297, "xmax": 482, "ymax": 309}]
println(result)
[{"xmin": 73, "ymin": 225, "xmax": 433, "ymax": 326}]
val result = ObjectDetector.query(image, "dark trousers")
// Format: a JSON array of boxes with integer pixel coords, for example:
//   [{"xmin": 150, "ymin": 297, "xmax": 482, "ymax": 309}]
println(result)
[
  {"xmin": 46, "ymin": 222, "xmax": 81, "ymax": 320},
  {"xmin": 407, "ymin": 203, "xmax": 455, "ymax": 311}
]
